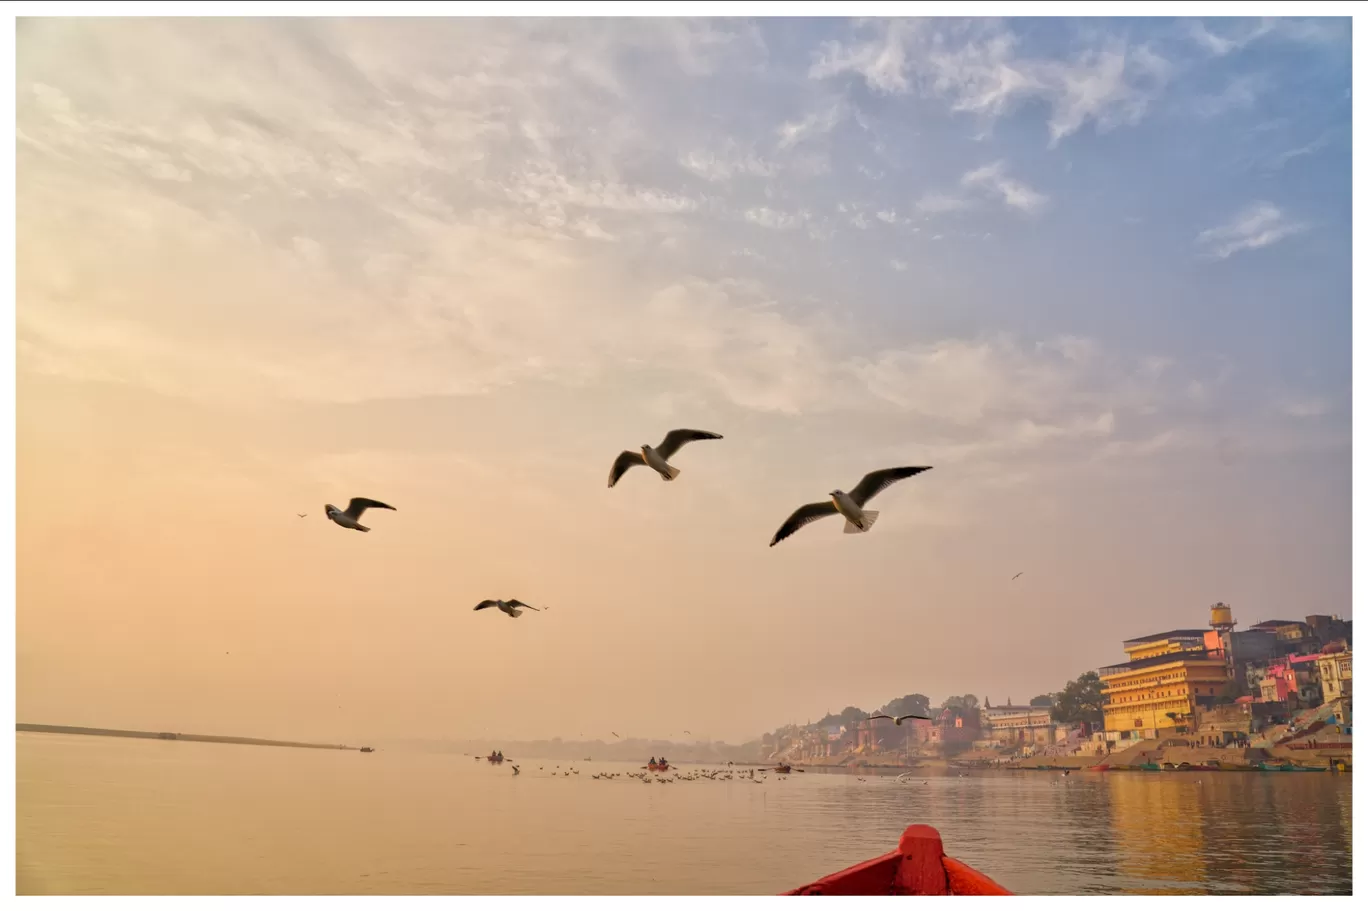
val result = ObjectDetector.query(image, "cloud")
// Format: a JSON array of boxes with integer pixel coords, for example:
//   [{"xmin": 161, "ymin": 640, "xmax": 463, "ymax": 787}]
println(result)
[
  {"xmin": 810, "ymin": 20, "xmax": 1172, "ymax": 146},
  {"xmin": 1278, "ymin": 397, "xmax": 1330, "ymax": 418},
  {"xmin": 1264, "ymin": 132, "xmax": 1335, "ymax": 171},
  {"xmin": 743, "ymin": 207, "xmax": 808, "ymax": 231},
  {"xmin": 12, "ymin": 16, "xmax": 1314, "ymax": 476},
  {"xmin": 776, "ymin": 101, "xmax": 846, "ymax": 149},
  {"xmin": 915, "ymin": 192, "xmax": 972, "ymax": 215},
  {"xmin": 1185, "ymin": 18, "xmax": 1349, "ymax": 58},
  {"xmin": 1189, "ymin": 74, "xmax": 1269, "ymax": 118},
  {"xmin": 960, "ymin": 161, "xmax": 1048, "ymax": 214},
  {"xmin": 1195, "ymin": 202, "xmax": 1308, "ymax": 259},
  {"xmin": 679, "ymin": 148, "xmax": 775, "ymax": 181}
]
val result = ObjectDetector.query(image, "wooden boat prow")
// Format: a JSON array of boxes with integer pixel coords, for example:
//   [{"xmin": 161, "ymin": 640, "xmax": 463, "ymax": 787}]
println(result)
[{"xmin": 783, "ymin": 824, "xmax": 1012, "ymax": 896}]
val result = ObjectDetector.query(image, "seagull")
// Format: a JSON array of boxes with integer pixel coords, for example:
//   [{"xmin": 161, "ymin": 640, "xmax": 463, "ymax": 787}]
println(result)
[
  {"xmin": 324, "ymin": 497, "xmax": 396, "ymax": 533},
  {"xmin": 297, "ymin": 513, "xmax": 308, "ymax": 518},
  {"xmin": 868, "ymin": 713, "xmax": 932, "ymax": 726},
  {"xmin": 474, "ymin": 599, "xmax": 543, "ymax": 619},
  {"xmin": 608, "ymin": 429, "xmax": 723, "ymax": 488},
  {"xmin": 611, "ymin": 732, "xmax": 620, "ymax": 738},
  {"xmin": 1012, "ymin": 572, "xmax": 1024, "ymax": 581},
  {"xmin": 769, "ymin": 467, "xmax": 933, "ymax": 547}
]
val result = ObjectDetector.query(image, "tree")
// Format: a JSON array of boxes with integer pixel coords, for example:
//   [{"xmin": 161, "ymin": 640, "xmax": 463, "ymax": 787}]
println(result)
[
  {"xmin": 1030, "ymin": 694, "xmax": 1055, "ymax": 707},
  {"xmin": 879, "ymin": 693, "xmax": 932, "ymax": 719},
  {"xmin": 939, "ymin": 694, "xmax": 979, "ymax": 715},
  {"xmin": 1050, "ymin": 672, "xmax": 1104, "ymax": 726},
  {"xmin": 816, "ymin": 706, "xmax": 867, "ymax": 730}
]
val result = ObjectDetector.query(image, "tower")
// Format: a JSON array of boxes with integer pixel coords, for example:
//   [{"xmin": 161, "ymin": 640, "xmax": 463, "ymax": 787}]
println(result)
[{"xmin": 1210, "ymin": 602, "xmax": 1236, "ymax": 634}]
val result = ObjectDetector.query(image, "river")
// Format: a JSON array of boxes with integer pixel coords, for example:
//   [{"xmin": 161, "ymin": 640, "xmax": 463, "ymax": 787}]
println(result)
[{"xmin": 15, "ymin": 732, "xmax": 1352, "ymax": 895}]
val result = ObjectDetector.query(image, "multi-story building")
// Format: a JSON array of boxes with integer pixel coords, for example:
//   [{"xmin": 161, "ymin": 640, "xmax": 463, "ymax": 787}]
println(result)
[
  {"xmin": 1317, "ymin": 646, "xmax": 1352, "ymax": 701},
  {"xmin": 982, "ymin": 701, "xmax": 1056, "ymax": 747},
  {"xmin": 1099, "ymin": 628, "xmax": 1229, "ymax": 741}
]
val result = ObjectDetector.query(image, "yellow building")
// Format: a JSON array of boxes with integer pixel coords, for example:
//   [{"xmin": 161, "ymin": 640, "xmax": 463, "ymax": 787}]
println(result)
[
  {"xmin": 1100, "ymin": 629, "xmax": 1230, "ymax": 740},
  {"xmin": 1317, "ymin": 649, "xmax": 1352, "ymax": 701}
]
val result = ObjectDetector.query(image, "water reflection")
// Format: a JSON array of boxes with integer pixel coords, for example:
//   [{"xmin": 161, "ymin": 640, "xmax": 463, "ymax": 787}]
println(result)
[{"xmin": 16, "ymin": 735, "xmax": 1352, "ymax": 895}]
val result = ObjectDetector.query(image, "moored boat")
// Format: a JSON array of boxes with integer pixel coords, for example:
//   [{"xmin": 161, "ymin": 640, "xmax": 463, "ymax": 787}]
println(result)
[{"xmin": 783, "ymin": 824, "xmax": 1012, "ymax": 895}]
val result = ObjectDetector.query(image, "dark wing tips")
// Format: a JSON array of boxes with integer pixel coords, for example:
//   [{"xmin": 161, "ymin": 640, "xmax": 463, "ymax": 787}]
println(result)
[
  {"xmin": 851, "ymin": 465, "xmax": 933, "ymax": 505},
  {"xmin": 657, "ymin": 429, "xmax": 724, "ymax": 458},
  {"xmin": 473, "ymin": 600, "xmax": 498, "ymax": 611},
  {"xmin": 348, "ymin": 497, "xmax": 397, "ymax": 512},
  {"xmin": 608, "ymin": 451, "xmax": 640, "ymax": 488},
  {"xmin": 768, "ymin": 502, "xmax": 835, "ymax": 547}
]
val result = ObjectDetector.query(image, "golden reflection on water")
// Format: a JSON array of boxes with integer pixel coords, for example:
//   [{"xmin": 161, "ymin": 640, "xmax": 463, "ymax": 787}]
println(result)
[{"xmin": 16, "ymin": 734, "xmax": 1352, "ymax": 895}]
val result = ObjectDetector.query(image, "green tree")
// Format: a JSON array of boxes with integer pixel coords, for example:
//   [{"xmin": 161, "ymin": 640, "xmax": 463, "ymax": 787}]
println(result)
[
  {"xmin": 1050, "ymin": 672, "xmax": 1104, "ymax": 726},
  {"xmin": 1029, "ymin": 694, "xmax": 1055, "ymax": 707},
  {"xmin": 939, "ymin": 694, "xmax": 979, "ymax": 715},
  {"xmin": 879, "ymin": 693, "xmax": 932, "ymax": 719}
]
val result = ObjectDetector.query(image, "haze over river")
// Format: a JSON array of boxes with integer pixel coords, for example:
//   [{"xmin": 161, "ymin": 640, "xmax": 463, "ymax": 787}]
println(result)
[{"xmin": 16, "ymin": 733, "xmax": 1352, "ymax": 895}]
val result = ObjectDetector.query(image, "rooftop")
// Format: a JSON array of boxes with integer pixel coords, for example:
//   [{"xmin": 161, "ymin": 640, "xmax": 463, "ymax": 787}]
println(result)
[
  {"xmin": 1100, "ymin": 648, "xmax": 1226, "ymax": 677},
  {"xmin": 1249, "ymin": 620, "xmax": 1305, "ymax": 629},
  {"xmin": 1121, "ymin": 629, "xmax": 1211, "ymax": 648}
]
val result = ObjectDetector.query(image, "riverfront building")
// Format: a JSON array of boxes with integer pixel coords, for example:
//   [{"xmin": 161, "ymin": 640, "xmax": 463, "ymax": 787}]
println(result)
[{"xmin": 1099, "ymin": 629, "xmax": 1229, "ymax": 741}]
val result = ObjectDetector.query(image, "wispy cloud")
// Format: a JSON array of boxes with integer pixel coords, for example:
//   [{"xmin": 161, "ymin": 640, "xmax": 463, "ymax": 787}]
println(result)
[
  {"xmin": 1264, "ymin": 132, "xmax": 1335, "ymax": 171},
  {"xmin": 810, "ymin": 20, "xmax": 1172, "ymax": 146},
  {"xmin": 1196, "ymin": 202, "xmax": 1308, "ymax": 259},
  {"xmin": 776, "ymin": 101, "xmax": 846, "ymax": 149},
  {"xmin": 960, "ymin": 161, "xmax": 1048, "ymax": 214},
  {"xmin": 1189, "ymin": 73, "xmax": 1269, "ymax": 118},
  {"xmin": 1277, "ymin": 396, "xmax": 1331, "ymax": 418},
  {"xmin": 915, "ymin": 192, "xmax": 972, "ymax": 215}
]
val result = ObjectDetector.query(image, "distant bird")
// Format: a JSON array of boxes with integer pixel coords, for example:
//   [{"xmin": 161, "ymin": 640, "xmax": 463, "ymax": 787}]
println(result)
[
  {"xmin": 325, "ymin": 497, "xmax": 396, "ymax": 532},
  {"xmin": 608, "ymin": 429, "xmax": 723, "ymax": 488},
  {"xmin": 297, "ymin": 513, "xmax": 308, "ymax": 518},
  {"xmin": 684, "ymin": 730, "xmax": 691, "ymax": 735},
  {"xmin": 512, "ymin": 765, "xmax": 520, "ymax": 775},
  {"xmin": 611, "ymin": 732, "xmax": 621, "ymax": 738},
  {"xmin": 1012, "ymin": 572, "xmax": 1024, "ymax": 581},
  {"xmin": 769, "ymin": 467, "xmax": 933, "ymax": 547},
  {"xmin": 868, "ymin": 713, "xmax": 932, "ymax": 726},
  {"xmin": 473, "ymin": 599, "xmax": 542, "ymax": 619}
]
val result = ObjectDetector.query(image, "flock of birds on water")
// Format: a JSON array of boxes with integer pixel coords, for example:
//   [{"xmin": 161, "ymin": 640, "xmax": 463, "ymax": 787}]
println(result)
[
  {"xmin": 490, "ymin": 763, "xmax": 956, "ymax": 785},
  {"xmin": 305, "ymin": 427, "xmax": 962, "ymax": 620}
]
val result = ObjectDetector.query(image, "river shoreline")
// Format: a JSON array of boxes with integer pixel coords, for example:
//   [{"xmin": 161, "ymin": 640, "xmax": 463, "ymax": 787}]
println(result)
[{"xmin": 17, "ymin": 723, "xmax": 363, "ymax": 753}]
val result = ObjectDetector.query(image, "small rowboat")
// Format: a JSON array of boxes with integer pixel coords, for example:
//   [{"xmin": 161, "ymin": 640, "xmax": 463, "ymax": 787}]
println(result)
[
  {"xmin": 783, "ymin": 824, "xmax": 1012, "ymax": 896},
  {"xmin": 648, "ymin": 762, "xmax": 670, "ymax": 772}
]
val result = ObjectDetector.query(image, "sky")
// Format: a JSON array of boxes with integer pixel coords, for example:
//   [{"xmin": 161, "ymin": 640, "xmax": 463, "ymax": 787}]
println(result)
[{"xmin": 14, "ymin": 15, "xmax": 1353, "ymax": 745}]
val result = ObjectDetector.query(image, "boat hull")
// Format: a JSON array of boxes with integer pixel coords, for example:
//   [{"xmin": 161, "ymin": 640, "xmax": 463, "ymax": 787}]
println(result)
[{"xmin": 783, "ymin": 824, "xmax": 1011, "ymax": 895}]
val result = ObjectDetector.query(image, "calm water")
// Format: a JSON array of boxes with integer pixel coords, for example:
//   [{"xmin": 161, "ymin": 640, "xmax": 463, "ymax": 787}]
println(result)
[{"xmin": 15, "ymin": 733, "xmax": 1353, "ymax": 895}]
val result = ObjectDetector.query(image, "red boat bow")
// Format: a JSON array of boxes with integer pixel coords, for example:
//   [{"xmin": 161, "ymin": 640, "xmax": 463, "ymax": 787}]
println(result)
[{"xmin": 782, "ymin": 825, "xmax": 1012, "ymax": 896}]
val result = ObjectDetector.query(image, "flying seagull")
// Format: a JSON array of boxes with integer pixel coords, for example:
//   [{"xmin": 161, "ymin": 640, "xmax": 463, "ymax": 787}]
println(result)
[
  {"xmin": 474, "ymin": 599, "xmax": 543, "ymax": 619},
  {"xmin": 324, "ymin": 498, "xmax": 396, "ymax": 533},
  {"xmin": 608, "ymin": 429, "xmax": 723, "ymax": 488},
  {"xmin": 868, "ymin": 713, "xmax": 932, "ymax": 726},
  {"xmin": 611, "ymin": 732, "xmax": 621, "ymax": 738},
  {"xmin": 1012, "ymin": 572, "xmax": 1024, "ymax": 581},
  {"xmin": 769, "ymin": 467, "xmax": 933, "ymax": 547},
  {"xmin": 297, "ymin": 513, "xmax": 308, "ymax": 518}
]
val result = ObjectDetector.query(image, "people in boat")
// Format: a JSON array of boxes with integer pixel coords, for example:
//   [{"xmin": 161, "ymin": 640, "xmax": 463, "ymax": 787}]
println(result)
[
  {"xmin": 649, "ymin": 756, "xmax": 657, "ymax": 765},
  {"xmin": 658, "ymin": 756, "xmax": 667, "ymax": 766}
]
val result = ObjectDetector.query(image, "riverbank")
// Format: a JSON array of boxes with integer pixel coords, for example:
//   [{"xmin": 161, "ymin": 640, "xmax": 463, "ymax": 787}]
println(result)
[{"xmin": 17, "ymin": 723, "xmax": 364, "ymax": 753}]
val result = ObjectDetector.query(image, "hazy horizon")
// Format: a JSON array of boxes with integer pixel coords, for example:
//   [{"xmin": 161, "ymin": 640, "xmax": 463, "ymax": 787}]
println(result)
[{"xmin": 16, "ymin": 16, "xmax": 1351, "ymax": 746}]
